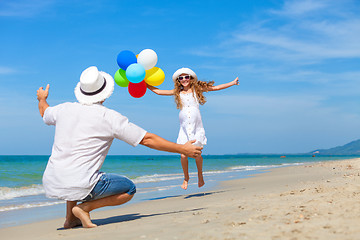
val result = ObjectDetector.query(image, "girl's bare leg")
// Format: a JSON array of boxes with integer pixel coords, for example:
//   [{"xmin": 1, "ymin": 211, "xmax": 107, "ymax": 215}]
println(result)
[
  {"xmin": 195, "ymin": 155, "xmax": 205, "ymax": 188},
  {"xmin": 64, "ymin": 201, "xmax": 81, "ymax": 229},
  {"xmin": 72, "ymin": 193, "xmax": 134, "ymax": 228},
  {"xmin": 180, "ymin": 154, "xmax": 189, "ymax": 190}
]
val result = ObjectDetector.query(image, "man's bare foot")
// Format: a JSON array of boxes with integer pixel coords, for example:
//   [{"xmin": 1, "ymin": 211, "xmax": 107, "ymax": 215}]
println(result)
[
  {"xmin": 181, "ymin": 179, "xmax": 189, "ymax": 190},
  {"xmin": 198, "ymin": 177, "xmax": 205, "ymax": 188},
  {"xmin": 63, "ymin": 218, "xmax": 82, "ymax": 229},
  {"xmin": 72, "ymin": 206, "xmax": 97, "ymax": 228}
]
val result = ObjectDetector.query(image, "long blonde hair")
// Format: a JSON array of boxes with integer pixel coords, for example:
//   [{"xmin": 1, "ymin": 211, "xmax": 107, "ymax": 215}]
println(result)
[{"xmin": 174, "ymin": 76, "xmax": 214, "ymax": 109}]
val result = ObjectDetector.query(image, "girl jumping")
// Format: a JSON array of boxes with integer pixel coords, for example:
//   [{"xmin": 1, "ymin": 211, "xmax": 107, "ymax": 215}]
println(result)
[{"xmin": 147, "ymin": 68, "xmax": 239, "ymax": 189}]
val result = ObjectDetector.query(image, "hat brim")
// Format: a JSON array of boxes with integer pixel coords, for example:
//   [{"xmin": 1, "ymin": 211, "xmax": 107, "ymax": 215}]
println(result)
[
  {"xmin": 74, "ymin": 71, "xmax": 114, "ymax": 105},
  {"xmin": 172, "ymin": 68, "xmax": 197, "ymax": 82}
]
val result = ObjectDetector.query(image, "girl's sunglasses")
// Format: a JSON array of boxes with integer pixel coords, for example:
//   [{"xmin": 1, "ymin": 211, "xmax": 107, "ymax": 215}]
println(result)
[{"xmin": 178, "ymin": 75, "xmax": 191, "ymax": 81}]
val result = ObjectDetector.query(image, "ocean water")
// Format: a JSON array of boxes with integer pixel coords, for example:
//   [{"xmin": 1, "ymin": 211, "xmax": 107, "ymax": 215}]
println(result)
[{"xmin": 0, "ymin": 154, "xmax": 357, "ymax": 228}]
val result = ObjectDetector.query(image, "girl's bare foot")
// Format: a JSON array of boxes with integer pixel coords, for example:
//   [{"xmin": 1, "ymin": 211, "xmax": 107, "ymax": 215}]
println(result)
[
  {"xmin": 63, "ymin": 218, "xmax": 82, "ymax": 229},
  {"xmin": 72, "ymin": 205, "xmax": 97, "ymax": 228},
  {"xmin": 181, "ymin": 179, "xmax": 189, "ymax": 190},
  {"xmin": 198, "ymin": 176, "xmax": 205, "ymax": 188}
]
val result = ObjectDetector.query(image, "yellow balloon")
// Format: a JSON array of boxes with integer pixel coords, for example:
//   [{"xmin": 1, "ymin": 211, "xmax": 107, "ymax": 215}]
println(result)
[{"xmin": 144, "ymin": 67, "xmax": 165, "ymax": 86}]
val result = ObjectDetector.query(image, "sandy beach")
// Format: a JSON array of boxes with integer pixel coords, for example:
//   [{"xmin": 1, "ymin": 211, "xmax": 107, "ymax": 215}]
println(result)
[{"xmin": 1, "ymin": 158, "xmax": 359, "ymax": 240}]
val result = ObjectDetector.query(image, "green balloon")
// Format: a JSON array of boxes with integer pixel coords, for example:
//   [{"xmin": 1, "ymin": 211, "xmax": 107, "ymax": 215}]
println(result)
[{"xmin": 114, "ymin": 69, "xmax": 129, "ymax": 87}]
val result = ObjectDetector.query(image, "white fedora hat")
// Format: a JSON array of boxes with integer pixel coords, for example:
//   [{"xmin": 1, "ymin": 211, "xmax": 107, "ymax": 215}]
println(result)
[
  {"xmin": 74, "ymin": 66, "xmax": 114, "ymax": 105},
  {"xmin": 172, "ymin": 67, "xmax": 197, "ymax": 82}
]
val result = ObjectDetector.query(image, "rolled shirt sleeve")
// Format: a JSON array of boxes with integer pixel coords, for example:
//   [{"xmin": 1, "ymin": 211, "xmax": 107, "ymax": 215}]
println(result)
[
  {"xmin": 43, "ymin": 105, "xmax": 60, "ymax": 125},
  {"xmin": 109, "ymin": 110, "xmax": 147, "ymax": 147}
]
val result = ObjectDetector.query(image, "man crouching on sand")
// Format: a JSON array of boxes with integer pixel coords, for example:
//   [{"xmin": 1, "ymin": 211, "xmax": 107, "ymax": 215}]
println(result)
[{"xmin": 36, "ymin": 66, "xmax": 202, "ymax": 228}]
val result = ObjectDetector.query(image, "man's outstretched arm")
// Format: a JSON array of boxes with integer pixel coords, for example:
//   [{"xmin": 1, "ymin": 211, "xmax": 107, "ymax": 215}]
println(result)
[
  {"xmin": 37, "ymin": 84, "xmax": 50, "ymax": 117},
  {"xmin": 139, "ymin": 132, "xmax": 202, "ymax": 158}
]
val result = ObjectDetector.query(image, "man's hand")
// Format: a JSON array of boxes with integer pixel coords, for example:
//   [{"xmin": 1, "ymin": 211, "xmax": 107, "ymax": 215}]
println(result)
[
  {"xmin": 37, "ymin": 84, "xmax": 50, "ymax": 117},
  {"xmin": 37, "ymin": 84, "xmax": 50, "ymax": 101},
  {"xmin": 232, "ymin": 77, "xmax": 239, "ymax": 86},
  {"xmin": 183, "ymin": 140, "xmax": 203, "ymax": 158}
]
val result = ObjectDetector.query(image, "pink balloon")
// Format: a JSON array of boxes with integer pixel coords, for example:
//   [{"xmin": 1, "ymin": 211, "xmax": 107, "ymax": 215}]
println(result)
[{"xmin": 128, "ymin": 81, "xmax": 147, "ymax": 98}]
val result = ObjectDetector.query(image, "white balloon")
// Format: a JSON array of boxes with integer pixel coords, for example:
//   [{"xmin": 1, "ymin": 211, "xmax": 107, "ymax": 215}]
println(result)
[{"xmin": 137, "ymin": 49, "xmax": 158, "ymax": 70}]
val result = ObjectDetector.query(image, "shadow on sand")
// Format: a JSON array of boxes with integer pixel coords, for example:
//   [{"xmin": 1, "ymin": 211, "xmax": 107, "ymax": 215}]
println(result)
[
  {"xmin": 146, "ymin": 190, "xmax": 226, "ymax": 201},
  {"xmin": 57, "ymin": 190, "xmax": 226, "ymax": 230},
  {"xmin": 92, "ymin": 207, "xmax": 205, "ymax": 226},
  {"xmin": 184, "ymin": 190, "xmax": 225, "ymax": 199}
]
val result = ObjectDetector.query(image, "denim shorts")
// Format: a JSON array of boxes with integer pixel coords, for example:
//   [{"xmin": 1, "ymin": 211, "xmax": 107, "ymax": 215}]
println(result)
[{"xmin": 82, "ymin": 173, "xmax": 136, "ymax": 202}]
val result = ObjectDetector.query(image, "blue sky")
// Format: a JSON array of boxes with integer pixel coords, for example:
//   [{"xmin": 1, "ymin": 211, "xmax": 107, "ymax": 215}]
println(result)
[{"xmin": 0, "ymin": 0, "xmax": 360, "ymax": 155}]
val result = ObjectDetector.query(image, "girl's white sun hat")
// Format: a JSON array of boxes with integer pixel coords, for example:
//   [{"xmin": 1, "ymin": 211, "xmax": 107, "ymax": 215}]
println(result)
[
  {"xmin": 172, "ymin": 67, "xmax": 198, "ymax": 82},
  {"xmin": 74, "ymin": 66, "xmax": 114, "ymax": 105}
]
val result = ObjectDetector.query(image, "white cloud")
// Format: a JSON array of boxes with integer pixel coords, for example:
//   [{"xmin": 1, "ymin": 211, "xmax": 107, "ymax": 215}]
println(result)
[
  {"xmin": 0, "ymin": 66, "xmax": 16, "ymax": 74},
  {"xmin": 0, "ymin": 0, "xmax": 54, "ymax": 17},
  {"xmin": 270, "ymin": 0, "xmax": 328, "ymax": 16},
  {"xmin": 188, "ymin": 0, "xmax": 360, "ymax": 101},
  {"xmin": 244, "ymin": 66, "xmax": 360, "ymax": 85},
  {"xmin": 206, "ymin": 94, "xmax": 326, "ymax": 117},
  {"xmin": 192, "ymin": 0, "xmax": 360, "ymax": 62}
]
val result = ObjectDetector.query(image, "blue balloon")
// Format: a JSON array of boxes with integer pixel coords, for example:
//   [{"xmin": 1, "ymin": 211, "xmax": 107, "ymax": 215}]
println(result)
[
  {"xmin": 126, "ymin": 63, "xmax": 146, "ymax": 83},
  {"xmin": 117, "ymin": 50, "xmax": 137, "ymax": 70}
]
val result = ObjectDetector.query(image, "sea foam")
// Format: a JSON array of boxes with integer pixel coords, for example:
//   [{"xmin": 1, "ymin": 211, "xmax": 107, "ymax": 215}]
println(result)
[
  {"xmin": 229, "ymin": 162, "xmax": 304, "ymax": 171},
  {"xmin": 0, "ymin": 201, "xmax": 64, "ymax": 212},
  {"xmin": 0, "ymin": 185, "xmax": 45, "ymax": 200}
]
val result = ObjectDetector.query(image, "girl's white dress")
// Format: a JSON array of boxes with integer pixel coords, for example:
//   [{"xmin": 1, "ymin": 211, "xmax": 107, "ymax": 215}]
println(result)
[{"xmin": 176, "ymin": 92, "xmax": 207, "ymax": 147}]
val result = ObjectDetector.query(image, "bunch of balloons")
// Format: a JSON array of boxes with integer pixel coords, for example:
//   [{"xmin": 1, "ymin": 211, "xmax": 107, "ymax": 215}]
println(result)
[{"xmin": 114, "ymin": 49, "xmax": 165, "ymax": 98}]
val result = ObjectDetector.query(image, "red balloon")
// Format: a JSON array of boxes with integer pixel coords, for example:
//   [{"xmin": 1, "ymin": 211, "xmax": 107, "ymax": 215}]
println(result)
[{"xmin": 128, "ymin": 81, "xmax": 147, "ymax": 98}]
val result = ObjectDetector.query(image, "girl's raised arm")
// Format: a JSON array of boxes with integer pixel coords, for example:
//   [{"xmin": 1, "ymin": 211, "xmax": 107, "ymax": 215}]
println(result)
[
  {"xmin": 207, "ymin": 77, "xmax": 239, "ymax": 92},
  {"xmin": 147, "ymin": 85, "xmax": 175, "ymax": 96}
]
